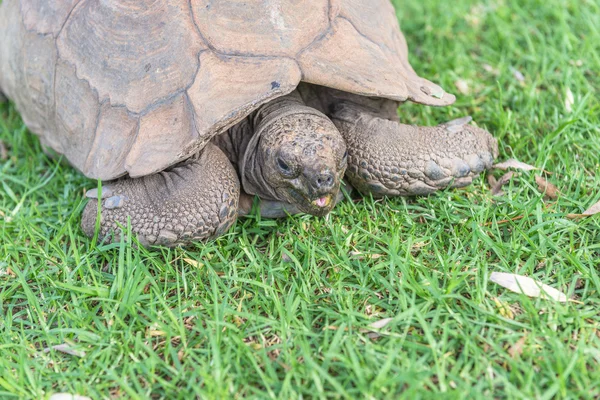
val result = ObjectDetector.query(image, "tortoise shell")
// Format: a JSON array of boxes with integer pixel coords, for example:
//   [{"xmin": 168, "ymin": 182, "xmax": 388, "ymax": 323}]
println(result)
[{"xmin": 0, "ymin": 0, "xmax": 455, "ymax": 180}]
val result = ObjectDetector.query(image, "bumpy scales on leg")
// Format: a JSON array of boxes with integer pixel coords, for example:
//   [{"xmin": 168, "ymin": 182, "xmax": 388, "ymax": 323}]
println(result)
[
  {"xmin": 81, "ymin": 143, "xmax": 240, "ymax": 247},
  {"xmin": 331, "ymin": 102, "xmax": 498, "ymax": 197}
]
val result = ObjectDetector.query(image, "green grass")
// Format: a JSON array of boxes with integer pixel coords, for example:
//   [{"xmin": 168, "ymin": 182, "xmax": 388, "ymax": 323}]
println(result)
[{"xmin": 1, "ymin": 0, "xmax": 599, "ymax": 398}]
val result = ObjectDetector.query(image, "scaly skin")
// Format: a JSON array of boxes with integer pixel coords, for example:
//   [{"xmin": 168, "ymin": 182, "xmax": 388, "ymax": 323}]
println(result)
[
  {"xmin": 331, "ymin": 103, "xmax": 498, "ymax": 197},
  {"xmin": 81, "ymin": 91, "xmax": 347, "ymax": 246},
  {"xmin": 215, "ymin": 91, "xmax": 347, "ymax": 217},
  {"xmin": 81, "ymin": 143, "xmax": 240, "ymax": 247},
  {"xmin": 81, "ymin": 89, "xmax": 497, "ymax": 246}
]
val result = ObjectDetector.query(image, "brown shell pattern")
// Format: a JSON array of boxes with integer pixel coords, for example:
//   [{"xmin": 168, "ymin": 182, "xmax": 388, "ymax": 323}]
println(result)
[{"xmin": 0, "ymin": 0, "xmax": 455, "ymax": 180}]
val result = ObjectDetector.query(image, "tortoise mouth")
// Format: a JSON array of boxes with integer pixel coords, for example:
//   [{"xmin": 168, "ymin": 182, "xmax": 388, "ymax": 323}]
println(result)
[{"xmin": 287, "ymin": 187, "xmax": 338, "ymax": 216}]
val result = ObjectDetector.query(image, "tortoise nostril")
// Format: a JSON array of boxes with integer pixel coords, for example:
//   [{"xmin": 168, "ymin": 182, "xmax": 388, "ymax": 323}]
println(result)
[{"xmin": 313, "ymin": 173, "xmax": 334, "ymax": 190}]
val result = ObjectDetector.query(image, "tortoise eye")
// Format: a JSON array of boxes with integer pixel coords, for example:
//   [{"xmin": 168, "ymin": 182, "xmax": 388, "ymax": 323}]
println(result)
[
  {"xmin": 277, "ymin": 157, "xmax": 291, "ymax": 172},
  {"xmin": 342, "ymin": 150, "xmax": 348, "ymax": 160}
]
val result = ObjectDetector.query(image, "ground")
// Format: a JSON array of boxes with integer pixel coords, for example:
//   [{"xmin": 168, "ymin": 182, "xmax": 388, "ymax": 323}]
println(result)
[{"xmin": 1, "ymin": 0, "xmax": 599, "ymax": 398}]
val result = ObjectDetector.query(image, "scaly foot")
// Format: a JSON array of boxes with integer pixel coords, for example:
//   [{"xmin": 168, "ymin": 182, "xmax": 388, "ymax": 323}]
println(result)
[
  {"xmin": 333, "ymin": 106, "xmax": 498, "ymax": 197},
  {"xmin": 81, "ymin": 143, "xmax": 240, "ymax": 246}
]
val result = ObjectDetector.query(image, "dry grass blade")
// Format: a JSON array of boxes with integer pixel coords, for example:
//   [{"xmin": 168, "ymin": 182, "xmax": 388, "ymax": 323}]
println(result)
[
  {"xmin": 490, "ymin": 272, "xmax": 569, "ymax": 302},
  {"xmin": 490, "ymin": 171, "xmax": 515, "ymax": 196},
  {"xmin": 567, "ymin": 199, "xmax": 600, "ymax": 219},
  {"xmin": 494, "ymin": 159, "xmax": 537, "ymax": 171},
  {"xmin": 535, "ymin": 175, "xmax": 559, "ymax": 199},
  {"xmin": 44, "ymin": 344, "xmax": 86, "ymax": 358},
  {"xmin": 483, "ymin": 215, "xmax": 525, "ymax": 226}
]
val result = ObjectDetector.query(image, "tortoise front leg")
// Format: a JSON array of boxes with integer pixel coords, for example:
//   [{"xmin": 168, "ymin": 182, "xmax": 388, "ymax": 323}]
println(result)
[
  {"xmin": 81, "ymin": 143, "xmax": 240, "ymax": 247},
  {"xmin": 332, "ymin": 105, "xmax": 498, "ymax": 197}
]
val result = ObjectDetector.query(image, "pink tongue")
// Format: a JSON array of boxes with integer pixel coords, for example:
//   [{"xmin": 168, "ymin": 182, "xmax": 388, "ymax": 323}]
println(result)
[{"xmin": 315, "ymin": 197, "xmax": 328, "ymax": 207}]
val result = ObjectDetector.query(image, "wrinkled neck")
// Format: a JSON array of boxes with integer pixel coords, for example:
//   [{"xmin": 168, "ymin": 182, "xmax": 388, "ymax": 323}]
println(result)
[
  {"xmin": 250, "ymin": 90, "xmax": 306, "ymax": 130},
  {"xmin": 242, "ymin": 135, "xmax": 279, "ymax": 201}
]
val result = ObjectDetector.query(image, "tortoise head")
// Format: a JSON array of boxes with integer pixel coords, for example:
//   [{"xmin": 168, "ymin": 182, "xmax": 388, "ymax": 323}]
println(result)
[{"xmin": 254, "ymin": 112, "xmax": 347, "ymax": 216}]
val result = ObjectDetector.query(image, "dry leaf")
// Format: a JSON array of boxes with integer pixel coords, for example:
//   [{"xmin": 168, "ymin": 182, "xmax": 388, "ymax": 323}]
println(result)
[
  {"xmin": 0, "ymin": 265, "xmax": 16, "ymax": 277},
  {"xmin": 454, "ymin": 79, "xmax": 470, "ymax": 95},
  {"xmin": 569, "ymin": 59, "xmax": 583, "ymax": 67},
  {"xmin": 483, "ymin": 63, "xmax": 500, "ymax": 76},
  {"xmin": 359, "ymin": 317, "xmax": 393, "ymax": 339},
  {"xmin": 349, "ymin": 251, "xmax": 383, "ymax": 261},
  {"xmin": 494, "ymin": 159, "xmax": 537, "ymax": 171},
  {"xmin": 510, "ymin": 67, "xmax": 525, "ymax": 83},
  {"xmin": 567, "ymin": 199, "xmax": 600, "ymax": 219},
  {"xmin": 49, "ymin": 395, "xmax": 92, "ymax": 400},
  {"xmin": 564, "ymin": 88, "xmax": 574, "ymax": 113},
  {"xmin": 0, "ymin": 141, "xmax": 7, "ymax": 160},
  {"xmin": 508, "ymin": 335, "xmax": 528, "ymax": 358},
  {"xmin": 44, "ymin": 344, "xmax": 86, "ymax": 358},
  {"xmin": 367, "ymin": 318, "xmax": 393, "ymax": 330},
  {"xmin": 583, "ymin": 200, "xmax": 600, "ymax": 215},
  {"xmin": 493, "ymin": 297, "xmax": 515, "ymax": 319},
  {"xmin": 323, "ymin": 325, "xmax": 343, "ymax": 331},
  {"xmin": 183, "ymin": 258, "xmax": 203, "ymax": 269},
  {"xmin": 490, "ymin": 272, "xmax": 568, "ymax": 302},
  {"xmin": 535, "ymin": 175, "xmax": 559, "ymax": 199},
  {"xmin": 490, "ymin": 171, "xmax": 515, "ymax": 196}
]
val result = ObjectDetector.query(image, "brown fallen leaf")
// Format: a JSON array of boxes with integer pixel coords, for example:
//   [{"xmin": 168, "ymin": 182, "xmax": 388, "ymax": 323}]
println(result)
[
  {"xmin": 0, "ymin": 265, "xmax": 16, "ymax": 277},
  {"xmin": 567, "ymin": 199, "xmax": 600, "ymax": 219},
  {"xmin": 483, "ymin": 215, "xmax": 525, "ymax": 227},
  {"xmin": 490, "ymin": 171, "xmax": 515, "ymax": 196},
  {"xmin": 494, "ymin": 159, "xmax": 537, "ymax": 172},
  {"xmin": 535, "ymin": 175, "xmax": 559, "ymax": 199},
  {"xmin": 490, "ymin": 272, "xmax": 569, "ymax": 302},
  {"xmin": 44, "ymin": 343, "xmax": 86, "ymax": 358},
  {"xmin": 508, "ymin": 335, "xmax": 528, "ymax": 358},
  {"xmin": 583, "ymin": 200, "xmax": 600, "ymax": 215}
]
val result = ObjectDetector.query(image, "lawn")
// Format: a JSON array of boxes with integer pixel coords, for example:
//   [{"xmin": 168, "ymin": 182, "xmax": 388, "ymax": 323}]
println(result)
[{"xmin": 1, "ymin": 0, "xmax": 599, "ymax": 398}]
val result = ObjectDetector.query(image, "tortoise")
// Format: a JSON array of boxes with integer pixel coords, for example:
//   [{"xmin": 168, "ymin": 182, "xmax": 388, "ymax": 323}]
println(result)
[{"xmin": 0, "ymin": 0, "xmax": 498, "ymax": 246}]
